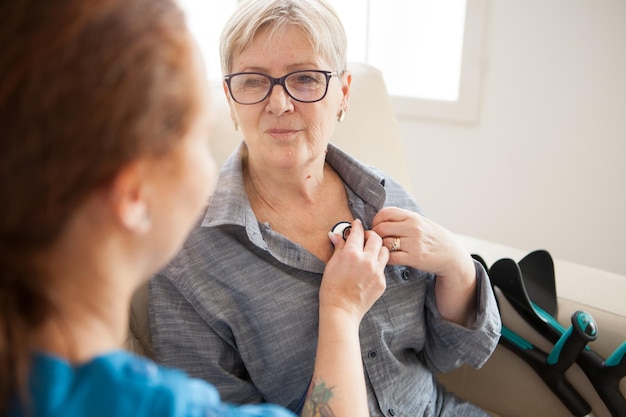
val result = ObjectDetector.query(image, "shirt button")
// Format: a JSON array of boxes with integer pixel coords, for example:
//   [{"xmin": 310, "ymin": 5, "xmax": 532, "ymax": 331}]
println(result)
[
  {"xmin": 388, "ymin": 409, "xmax": 396, "ymax": 416},
  {"xmin": 401, "ymin": 269, "xmax": 410, "ymax": 280},
  {"xmin": 368, "ymin": 350, "xmax": 377, "ymax": 359}
]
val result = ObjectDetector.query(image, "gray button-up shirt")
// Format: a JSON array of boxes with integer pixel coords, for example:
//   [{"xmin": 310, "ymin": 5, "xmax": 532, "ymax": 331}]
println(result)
[{"xmin": 149, "ymin": 143, "xmax": 501, "ymax": 417}]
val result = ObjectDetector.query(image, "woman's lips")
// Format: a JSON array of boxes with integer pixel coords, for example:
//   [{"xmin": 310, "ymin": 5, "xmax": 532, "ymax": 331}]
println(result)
[{"xmin": 266, "ymin": 128, "xmax": 299, "ymax": 139}]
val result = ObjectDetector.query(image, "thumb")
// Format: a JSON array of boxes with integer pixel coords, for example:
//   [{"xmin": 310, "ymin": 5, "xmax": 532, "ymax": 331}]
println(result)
[{"xmin": 328, "ymin": 231, "xmax": 346, "ymax": 251}]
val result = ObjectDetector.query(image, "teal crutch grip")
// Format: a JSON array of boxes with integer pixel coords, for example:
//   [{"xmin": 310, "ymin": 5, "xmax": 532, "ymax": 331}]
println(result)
[
  {"xmin": 605, "ymin": 340, "xmax": 626, "ymax": 370},
  {"xmin": 547, "ymin": 311, "xmax": 597, "ymax": 371}
]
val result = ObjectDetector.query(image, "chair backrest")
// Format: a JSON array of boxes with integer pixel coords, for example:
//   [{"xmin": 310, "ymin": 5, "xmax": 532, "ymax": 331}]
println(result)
[{"xmin": 127, "ymin": 62, "xmax": 409, "ymax": 355}]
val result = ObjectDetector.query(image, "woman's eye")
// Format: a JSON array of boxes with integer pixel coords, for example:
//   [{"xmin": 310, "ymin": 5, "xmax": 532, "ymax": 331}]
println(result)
[
  {"xmin": 243, "ymin": 78, "xmax": 267, "ymax": 88},
  {"xmin": 295, "ymin": 75, "xmax": 318, "ymax": 84}
]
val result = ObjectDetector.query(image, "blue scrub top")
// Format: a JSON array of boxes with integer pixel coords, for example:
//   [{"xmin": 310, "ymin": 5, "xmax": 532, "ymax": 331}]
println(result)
[{"xmin": 10, "ymin": 350, "xmax": 296, "ymax": 417}]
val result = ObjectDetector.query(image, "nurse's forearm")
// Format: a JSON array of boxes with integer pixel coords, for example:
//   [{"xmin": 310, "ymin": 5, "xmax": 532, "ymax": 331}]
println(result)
[{"xmin": 301, "ymin": 307, "xmax": 369, "ymax": 417}]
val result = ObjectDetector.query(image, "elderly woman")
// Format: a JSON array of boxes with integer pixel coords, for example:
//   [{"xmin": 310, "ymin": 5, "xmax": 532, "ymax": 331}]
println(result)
[
  {"xmin": 149, "ymin": 0, "xmax": 501, "ymax": 416},
  {"xmin": 0, "ymin": 0, "xmax": 385, "ymax": 416}
]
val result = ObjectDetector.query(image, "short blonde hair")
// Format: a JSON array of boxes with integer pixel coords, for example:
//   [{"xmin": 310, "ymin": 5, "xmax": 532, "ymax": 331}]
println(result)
[{"xmin": 220, "ymin": 0, "xmax": 347, "ymax": 75}]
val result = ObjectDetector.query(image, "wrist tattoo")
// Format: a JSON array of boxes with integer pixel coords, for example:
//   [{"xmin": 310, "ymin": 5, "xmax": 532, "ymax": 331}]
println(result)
[{"xmin": 301, "ymin": 380, "xmax": 337, "ymax": 417}]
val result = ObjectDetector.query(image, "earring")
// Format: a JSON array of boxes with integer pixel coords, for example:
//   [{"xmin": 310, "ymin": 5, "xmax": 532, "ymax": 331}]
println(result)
[
  {"xmin": 232, "ymin": 119, "xmax": 239, "ymax": 131},
  {"xmin": 337, "ymin": 109, "xmax": 346, "ymax": 123},
  {"xmin": 138, "ymin": 211, "xmax": 152, "ymax": 233},
  {"xmin": 127, "ymin": 202, "xmax": 152, "ymax": 233}
]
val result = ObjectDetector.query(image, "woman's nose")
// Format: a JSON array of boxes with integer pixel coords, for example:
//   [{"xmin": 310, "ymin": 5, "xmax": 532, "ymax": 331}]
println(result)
[{"xmin": 265, "ymin": 84, "xmax": 294, "ymax": 115}]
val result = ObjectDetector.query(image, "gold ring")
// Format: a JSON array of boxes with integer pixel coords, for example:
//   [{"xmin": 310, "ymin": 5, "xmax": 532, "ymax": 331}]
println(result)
[{"xmin": 390, "ymin": 237, "xmax": 401, "ymax": 252}]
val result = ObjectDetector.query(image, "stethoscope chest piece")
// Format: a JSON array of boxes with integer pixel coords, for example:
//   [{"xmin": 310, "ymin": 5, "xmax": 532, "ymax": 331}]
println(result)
[{"xmin": 331, "ymin": 221, "xmax": 352, "ymax": 241}]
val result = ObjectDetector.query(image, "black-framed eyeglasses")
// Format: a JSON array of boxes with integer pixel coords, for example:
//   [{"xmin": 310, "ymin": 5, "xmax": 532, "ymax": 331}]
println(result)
[{"xmin": 224, "ymin": 70, "xmax": 338, "ymax": 105}]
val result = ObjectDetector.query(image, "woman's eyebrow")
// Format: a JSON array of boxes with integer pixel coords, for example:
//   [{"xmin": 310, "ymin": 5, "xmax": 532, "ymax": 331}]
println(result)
[{"xmin": 235, "ymin": 61, "xmax": 323, "ymax": 74}]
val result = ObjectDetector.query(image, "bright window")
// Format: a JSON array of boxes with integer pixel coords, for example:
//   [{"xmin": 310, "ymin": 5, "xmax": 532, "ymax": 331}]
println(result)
[
  {"xmin": 178, "ymin": 0, "xmax": 486, "ymax": 122},
  {"xmin": 332, "ymin": 0, "xmax": 466, "ymax": 102}
]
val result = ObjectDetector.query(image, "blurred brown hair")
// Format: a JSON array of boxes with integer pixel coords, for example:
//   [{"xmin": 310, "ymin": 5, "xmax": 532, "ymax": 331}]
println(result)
[{"xmin": 0, "ymin": 0, "xmax": 198, "ymax": 412}]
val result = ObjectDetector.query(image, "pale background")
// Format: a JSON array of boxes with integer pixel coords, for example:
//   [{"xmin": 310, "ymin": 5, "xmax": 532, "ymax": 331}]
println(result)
[{"xmin": 399, "ymin": 0, "xmax": 626, "ymax": 276}]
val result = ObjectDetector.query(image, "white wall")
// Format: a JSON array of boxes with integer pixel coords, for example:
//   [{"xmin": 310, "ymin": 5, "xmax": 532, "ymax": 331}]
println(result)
[{"xmin": 398, "ymin": 0, "xmax": 626, "ymax": 276}]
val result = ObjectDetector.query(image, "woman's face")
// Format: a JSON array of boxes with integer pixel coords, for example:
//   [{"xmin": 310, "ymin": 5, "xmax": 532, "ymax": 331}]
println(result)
[{"xmin": 226, "ymin": 25, "xmax": 350, "ymax": 172}]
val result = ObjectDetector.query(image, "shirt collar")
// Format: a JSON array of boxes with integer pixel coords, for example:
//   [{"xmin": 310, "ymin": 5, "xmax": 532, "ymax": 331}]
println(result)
[
  {"xmin": 324, "ymin": 144, "xmax": 387, "ymax": 210},
  {"xmin": 202, "ymin": 142, "xmax": 387, "ymax": 231}
]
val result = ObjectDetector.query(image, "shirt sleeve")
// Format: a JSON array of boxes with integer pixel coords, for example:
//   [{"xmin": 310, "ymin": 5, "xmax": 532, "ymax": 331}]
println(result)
[
  {"xmin": 148, "ymin": 265, "xmax": 263, "ymax": 405},
  {"xmin": 140, "ymin": 360, "xmax": 296, "ymax": 417},
  {"xmin": 421, "ymin": 259, "xmax": 502, "ymax": 373}
]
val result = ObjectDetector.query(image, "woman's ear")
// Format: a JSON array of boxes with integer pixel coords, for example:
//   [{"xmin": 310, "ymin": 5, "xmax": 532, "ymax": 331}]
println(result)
[
  {"xmin": 109, "ymin": 160, "xmax": 153, "ymax": 234},
  {"xmin": 222, "ymin": 80, "xmax": 230, "ymax": 101},
  {"xmin": 223, "ymin": 81, "xmax": 239, "ymax": 131},
  {"xmin": 341, "ymin": 70, "xmax": 352, "ymax": 110}
]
